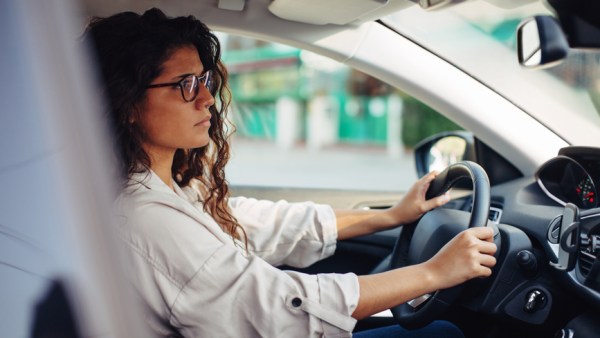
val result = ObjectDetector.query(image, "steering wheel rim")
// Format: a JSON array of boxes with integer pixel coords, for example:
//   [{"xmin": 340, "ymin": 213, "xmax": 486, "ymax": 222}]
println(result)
[{"xmin": 390, "ymin": 161, "xmax": 492, "ymax": 329}]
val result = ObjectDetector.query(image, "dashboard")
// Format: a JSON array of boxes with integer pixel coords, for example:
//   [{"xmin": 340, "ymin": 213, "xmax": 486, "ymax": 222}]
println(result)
[{"xmin": 436, "ymin": 145, "xmax": 600, "ymax": 333}]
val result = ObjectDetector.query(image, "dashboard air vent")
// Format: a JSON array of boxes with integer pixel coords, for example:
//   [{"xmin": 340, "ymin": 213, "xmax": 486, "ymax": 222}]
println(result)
[
  {"xmin": 466, "ymin": 198, "xmax": 503, "ymax": 224},
  {"xmin": 579, "ymin": 250, "xmax": 595, "ymax": 278},
  {"xmin": 579, "ymin": 233, "xmax": 600, "ymax": 278}
]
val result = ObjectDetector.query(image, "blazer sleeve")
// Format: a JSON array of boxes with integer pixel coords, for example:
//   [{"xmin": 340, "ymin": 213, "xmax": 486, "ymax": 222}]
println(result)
[
  {"xmin": 228, "ymin": 196, "xmax": 338, "ymax": 267},
  {"xmin": 118, "ymin": 200, "xmax": 359, "ymax": 338}
]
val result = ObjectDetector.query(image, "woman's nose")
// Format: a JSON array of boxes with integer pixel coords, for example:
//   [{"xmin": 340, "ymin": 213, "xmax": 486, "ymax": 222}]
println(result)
[{"xmin": 195, "ymin": 84, "xmax": 215, "ymax": 109}]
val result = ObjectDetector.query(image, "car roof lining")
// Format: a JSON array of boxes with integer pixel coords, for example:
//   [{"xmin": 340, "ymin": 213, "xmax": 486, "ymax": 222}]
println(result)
[{"xmin": 78, "ymin": 0, "xmax": 536, "ymax": 27}]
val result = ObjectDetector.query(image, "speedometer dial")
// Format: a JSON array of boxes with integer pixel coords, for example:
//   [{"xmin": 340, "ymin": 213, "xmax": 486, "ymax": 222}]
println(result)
[{"xmin": 576, "ymin": 177, "xmax": 597, "ymax": 209}]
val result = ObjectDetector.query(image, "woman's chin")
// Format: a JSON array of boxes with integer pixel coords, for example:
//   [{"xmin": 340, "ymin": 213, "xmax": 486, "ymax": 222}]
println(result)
[{"xmin": 195, "ymin": 138, "xmax": 211, "ymax": 148}]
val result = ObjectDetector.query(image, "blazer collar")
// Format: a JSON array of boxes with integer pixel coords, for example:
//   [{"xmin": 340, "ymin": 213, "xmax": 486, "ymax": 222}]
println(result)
[
  {"xmin": 129, "ymin": 170, "xmax": 177, "ymax": 195},
  {"xmin": 126, "ymin": 170, "xmax": 234, "ymax": 243}
]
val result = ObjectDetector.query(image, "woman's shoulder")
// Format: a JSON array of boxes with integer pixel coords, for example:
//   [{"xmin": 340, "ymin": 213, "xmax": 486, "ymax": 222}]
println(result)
[
  {"xmin": 114, "ymin": 174, "xmax": 231, "ymax": 282},
  {"xmin": 115, "ymin": 172, "xmax": 229, "ymax": 240}
]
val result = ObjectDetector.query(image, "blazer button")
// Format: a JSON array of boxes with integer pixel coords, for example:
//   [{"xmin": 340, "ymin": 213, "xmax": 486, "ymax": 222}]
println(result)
[{"xmin": 291, "ymin": 297, "xmax": 302, "ymax": 307}]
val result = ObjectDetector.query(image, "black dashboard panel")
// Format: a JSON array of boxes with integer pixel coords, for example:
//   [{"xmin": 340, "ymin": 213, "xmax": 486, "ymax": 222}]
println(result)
[
  {"xmin": 535, "ymin": 147, "xmax": 600, "ymax": 209},
  {"xmin": 559, "ymin": 147, "xmax": 600, "ymax": 177}
]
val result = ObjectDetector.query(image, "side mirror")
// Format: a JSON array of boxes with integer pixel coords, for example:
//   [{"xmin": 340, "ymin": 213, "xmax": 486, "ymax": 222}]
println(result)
[
  {"xmin": 517, "ymin": 15, "xmax": 569, "ymax": 68},
  {"xmin": 414, "ymin": 131, "xmax": 475, "ymax": 178}
]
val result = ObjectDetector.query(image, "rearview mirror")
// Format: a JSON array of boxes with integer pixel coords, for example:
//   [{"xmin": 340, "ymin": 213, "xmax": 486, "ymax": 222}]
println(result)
[{"xmin": 517, "ymin": 15, "xmax": 569, "ymax": 68}]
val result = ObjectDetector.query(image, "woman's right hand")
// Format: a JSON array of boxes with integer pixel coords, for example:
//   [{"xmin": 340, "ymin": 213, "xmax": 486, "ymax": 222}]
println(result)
[
  {"xmin": 353, "ymin": 226, "xmax": 497, "ymax": 320},
  {"xmin": 423, "ymin": 227, "xmax": 497, "ymax": 291}
]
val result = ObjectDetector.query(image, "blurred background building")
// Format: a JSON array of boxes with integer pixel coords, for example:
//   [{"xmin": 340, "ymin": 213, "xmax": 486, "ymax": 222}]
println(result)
[{"xmin": 220, "ymin": 34, "xmax": 461, "ymax": 154}]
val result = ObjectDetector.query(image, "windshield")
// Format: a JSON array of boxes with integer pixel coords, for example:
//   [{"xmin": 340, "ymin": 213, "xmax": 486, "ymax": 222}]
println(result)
[{"xmin": 382, "ymin": 1, "xmax": 600, "ymax": 146}]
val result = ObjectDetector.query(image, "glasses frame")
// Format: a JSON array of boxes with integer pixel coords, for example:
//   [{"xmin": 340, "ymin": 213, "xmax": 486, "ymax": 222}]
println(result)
[{"xmin": 146, "ymin": 71, "xmax": 212, "ymax": 102}]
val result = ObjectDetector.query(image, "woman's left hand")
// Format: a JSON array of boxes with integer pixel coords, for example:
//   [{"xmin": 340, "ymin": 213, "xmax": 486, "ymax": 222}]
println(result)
[
  {"xmin": 384, "ymin": 171, "xmax": 450, "ymax": 226},
  {"xmin": 335, "ymin": 171, "xmax": 451, "ymax": 240}
]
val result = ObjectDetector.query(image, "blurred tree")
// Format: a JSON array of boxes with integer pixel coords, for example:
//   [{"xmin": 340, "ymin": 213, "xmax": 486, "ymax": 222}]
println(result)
[{"xmin": 400, "ymin": 97, "xmax": 462, "ymax": 150}]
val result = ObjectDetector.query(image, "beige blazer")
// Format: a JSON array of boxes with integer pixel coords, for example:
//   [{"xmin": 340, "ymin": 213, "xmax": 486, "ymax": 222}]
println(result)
[{"xmin": 115, "ymin": 171, "xmax": 359, "ymax": 337}]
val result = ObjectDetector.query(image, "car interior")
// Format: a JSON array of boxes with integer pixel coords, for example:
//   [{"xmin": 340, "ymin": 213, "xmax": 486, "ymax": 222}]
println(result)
[{"xmin": 2, "ymin": 0, "xmax": 600, "ymax": 337}]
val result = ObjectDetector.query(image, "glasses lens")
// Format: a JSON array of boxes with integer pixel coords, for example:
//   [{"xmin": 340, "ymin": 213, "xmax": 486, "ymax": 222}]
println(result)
[
  {"xmin": 201, "ymin": 71, "xmax": 213, "ymax": 91},
  {"xmin": 181, "ymin": 75, "xmax": 198, "ymax": 101}
]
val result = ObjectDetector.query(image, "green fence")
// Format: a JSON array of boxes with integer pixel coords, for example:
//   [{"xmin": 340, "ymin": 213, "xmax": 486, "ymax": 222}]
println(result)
[{"xmin": 338, "ymin": 95, "xmax": 388, "ymax": 144}]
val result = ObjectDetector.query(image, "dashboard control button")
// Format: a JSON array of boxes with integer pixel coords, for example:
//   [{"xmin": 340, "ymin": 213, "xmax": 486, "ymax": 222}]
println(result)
[
  {"xmin": 517, "ymin": 250, "xmax": 538, "ymax": 277},
  {"xmin": 524, "ymin": 289, "xmax": 546, "ymax": 313}
]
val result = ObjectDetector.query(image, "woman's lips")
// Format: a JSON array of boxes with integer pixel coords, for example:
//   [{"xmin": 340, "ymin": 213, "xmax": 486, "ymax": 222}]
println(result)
[{"xmin": 195, "ymin": 116, "xmax": 211, "ymax": 127}]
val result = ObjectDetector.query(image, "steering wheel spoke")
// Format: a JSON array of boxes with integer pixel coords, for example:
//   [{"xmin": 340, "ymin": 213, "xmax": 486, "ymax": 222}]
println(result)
[{"xmin": 407, "ymin": 293, "xmax": 432, "ymax": 310}]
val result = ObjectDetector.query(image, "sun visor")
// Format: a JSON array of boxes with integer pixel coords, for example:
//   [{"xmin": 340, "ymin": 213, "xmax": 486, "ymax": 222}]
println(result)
[{"xmin": 268, "ymin": 0, "xmax": 395, "ymax": 25}]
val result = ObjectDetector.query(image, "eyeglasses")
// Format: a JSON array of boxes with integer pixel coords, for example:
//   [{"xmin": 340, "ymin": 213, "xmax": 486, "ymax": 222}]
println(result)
[{"xmin": 146, "ymin": 71, "xmax": 213, "ymax": 102}]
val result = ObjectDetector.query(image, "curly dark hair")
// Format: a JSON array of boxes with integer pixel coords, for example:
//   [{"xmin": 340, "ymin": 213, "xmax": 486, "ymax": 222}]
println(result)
[{"xmin": 83, "ymin": 8, "xmax": 245, "ymax": 244}]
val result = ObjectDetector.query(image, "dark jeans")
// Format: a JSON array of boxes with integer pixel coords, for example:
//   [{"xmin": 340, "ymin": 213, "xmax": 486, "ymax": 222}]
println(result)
[{"xmin": 353, "ymin": 321, "xmax": 464, "ymax": 338}]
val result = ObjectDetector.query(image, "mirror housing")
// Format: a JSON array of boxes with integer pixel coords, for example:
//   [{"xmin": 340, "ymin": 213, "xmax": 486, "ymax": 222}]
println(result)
[
  {"xmin": 547, "ymin": 0, "xmax": 600, "ymax": 48},
  {"xmin": 414, "ymin": 131, "xmax": 475, "ymax": 178},
  {"xmin": 517, "ymin": 15, "xmax": 569, "ymax": 68},
  {"xmin": 419, "ymin": 0, "xmax": 451, "ymax": 11}
]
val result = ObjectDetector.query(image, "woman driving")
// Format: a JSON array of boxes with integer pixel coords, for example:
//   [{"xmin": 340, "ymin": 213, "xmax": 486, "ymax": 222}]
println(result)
[{"xmin": 83, "ymin": 8, "xmax": 496, "ymax": 337}]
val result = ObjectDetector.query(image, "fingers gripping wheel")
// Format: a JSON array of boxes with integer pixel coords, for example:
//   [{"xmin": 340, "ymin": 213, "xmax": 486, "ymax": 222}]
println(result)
[
  {"xmin": 390, "ymin": 161, "xmax": 493, "ymax": 329},
  {"xmin": 426, "ymin": 161, "xmax": 491, "ymax": 228}
]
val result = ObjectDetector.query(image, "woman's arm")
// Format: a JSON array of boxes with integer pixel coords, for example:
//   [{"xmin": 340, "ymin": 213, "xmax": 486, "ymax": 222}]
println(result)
[
  {"xmin": 229, "ymin": 197, "xmax": 339, "ymax": 267},
  {"xmin": 352, "ymin": 226, "xmax": 497, "ymax": 319},
  {"xmin": 335, "ymin": 171, "xmax": 450, "ymax": 240},
  {"xmin": 335, "ymin": 171, "xmax": 496, "ymax": 319}
]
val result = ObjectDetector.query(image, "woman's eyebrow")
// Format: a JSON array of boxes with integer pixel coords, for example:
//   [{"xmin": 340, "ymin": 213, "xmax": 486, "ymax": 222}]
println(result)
[
  {"xmin": 172, "ymin": 70, "xmax": 206, "ymax": 80},
  {"xmin": 174, "ymin": 73, "xmax": 194, "ymax": 80}
]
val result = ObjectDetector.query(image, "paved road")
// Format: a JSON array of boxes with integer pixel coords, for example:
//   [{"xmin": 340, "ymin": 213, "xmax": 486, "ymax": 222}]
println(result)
[{"xmin": 226, "ymin": 138, "xmax": 419, "ymax": 192}]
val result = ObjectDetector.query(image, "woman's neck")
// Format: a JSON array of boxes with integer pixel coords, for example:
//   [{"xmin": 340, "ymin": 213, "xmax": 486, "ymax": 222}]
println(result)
[
  {"xmin": 144, "ymin": 144, "xmax": 175, "ymax": 190},
  {"xmin": 152, "ymin": 163, "xmax": 174, "ymax": 190}
]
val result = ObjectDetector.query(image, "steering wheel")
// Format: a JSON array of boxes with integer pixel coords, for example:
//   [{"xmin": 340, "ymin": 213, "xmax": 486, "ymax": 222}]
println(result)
[{"xmin": 389, "ymin": 161, "xmax": 498, "ymax": 329}]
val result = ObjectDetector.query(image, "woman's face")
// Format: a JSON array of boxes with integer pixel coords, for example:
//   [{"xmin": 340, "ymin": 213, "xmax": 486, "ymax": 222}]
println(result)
[{"xmin": 138, "ymin": 45, "xmax": 215, "ymax": 159}]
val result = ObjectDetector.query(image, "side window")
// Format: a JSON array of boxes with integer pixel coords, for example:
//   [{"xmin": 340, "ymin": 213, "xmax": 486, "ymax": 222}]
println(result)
[{"xmin": 219, "ymin": 33, "xmax": 461, "ymax": 192}]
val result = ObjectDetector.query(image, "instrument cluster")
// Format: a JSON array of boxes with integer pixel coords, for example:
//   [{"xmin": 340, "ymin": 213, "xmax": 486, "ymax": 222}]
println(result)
[{"xmin": 536, "ymin": 147, "xmax": 600, "ymax": 209}]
